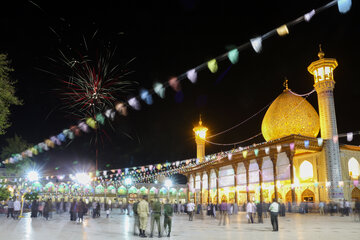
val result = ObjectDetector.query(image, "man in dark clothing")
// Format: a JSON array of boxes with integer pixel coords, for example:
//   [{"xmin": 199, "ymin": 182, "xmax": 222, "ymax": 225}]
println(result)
[
  {"xmin": 164, "ymin": 199, "xmax": 173, "ymax": 237},
  {"xmin": 355, "ymin": 200, "xmax": 360, "ymax": 222},
  {"xmin": 133, "ymin": 200, "xmax": 140, "ymax": 236},
  {"xmin": 43, "ymin": 200, "xmax": 51, "ymax": 220},
  {"xmin": 7, "ymin": 199, "xmax": 14, "ymax": 219},
  {"xmin": 70, "ymin": 199, "xmax": 77, "ymax": 221},
  {"xmin": 77, "ymin": 200, "xmax": 85, "ymax": 223},
  {"xmin": 256, "ymin": 202, "xmax": 263, "ymax": 223}
]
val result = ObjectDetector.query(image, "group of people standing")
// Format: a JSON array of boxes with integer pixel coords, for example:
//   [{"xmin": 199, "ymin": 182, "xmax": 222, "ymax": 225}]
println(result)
[
  {"xmin": 133, "ymin": 195, "xmax": 173, "ymax": 238},
  {"xmin": 6, "ymin": 198, "xmax": 21, "ymax": 220},
  {"xmin": 30, "ymin": 199, "xmax": 53, "ymax": 220}
]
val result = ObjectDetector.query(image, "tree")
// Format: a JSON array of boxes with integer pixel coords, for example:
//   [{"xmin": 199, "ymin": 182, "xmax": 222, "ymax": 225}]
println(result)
[
  {"xmin": 0, "ymin": 187, "xmax": 11, "ymax": 201},
  {"xmin": 0, "ymin": 53, "xmax": 22, "ymax": 135},
  {"xmin": 1, "ymin": 134, "xmax": 34, "ymax": 175}
]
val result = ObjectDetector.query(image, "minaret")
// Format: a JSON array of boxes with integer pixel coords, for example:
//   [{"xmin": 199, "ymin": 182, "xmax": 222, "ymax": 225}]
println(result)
[
  {"xmin": 307, "ymin": 45, "xmax": 343, "ymax": 199},
  {"xmin": 193, "ymin": 115, "xmax": 208, "ymax": 163}
]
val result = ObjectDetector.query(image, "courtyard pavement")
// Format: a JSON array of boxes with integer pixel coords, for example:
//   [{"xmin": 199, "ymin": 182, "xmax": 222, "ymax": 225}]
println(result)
[{"xmin": 0, "ymin": 211, "xmax": 359, "ymax": 240}]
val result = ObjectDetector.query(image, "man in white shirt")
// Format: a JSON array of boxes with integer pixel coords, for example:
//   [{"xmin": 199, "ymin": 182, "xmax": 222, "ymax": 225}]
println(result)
[
  {"xmin": 187, "ymin": 201, "xmax": 195, "ymax": 221},
  {"xmin": 269, "ymin": 198, "xmax": 280, "ymax": 231},
  {"xmin": 246, "ymin": 201, "xmax": 256, "ymax": 223},
  {"xmin": 13, "ymin": 198, "xmax": 21, "ymax": 220}
]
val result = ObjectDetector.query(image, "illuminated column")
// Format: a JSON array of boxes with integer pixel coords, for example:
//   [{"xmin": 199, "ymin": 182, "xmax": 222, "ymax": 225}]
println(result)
[
  {"xmin": 286, "ymin": 150, "xmax": 296, "ymax": 204},
  {"xmin": 186, "ymin": 174, "xmax": 190, "ymax": 203},
  {"xmin": 200, "ymin": 173, "xmax": 203, "ymax": 204},
  {"xmin": 232, "ymin": 164, "xmax": 238, "ymax": 205},
  {"xmin": 215, "ymin": 169, "xmax": 219, "ymax": 204},
  {"xmin": 256, "ymin": 158, "xmax": 263, "ymax": 203},
  {"xmin": 207, "ymin": 170, "xmax": 211, "ymax": 204},
  {"xmin": 244, "ymin": 161, "xmax": 250, "ymax": 202},
  {"xmin": 307, "ymin": 45, "xmax": 343, "ymax": 200},
  {"xmin": 270, "ymin": 154, "xmax": 278, "ymax": 201},
  {"xmin": 193, "ymin": 116, "xmax": 208, "ymax": 163},
  {"xmin": 193, "ymin": 174, "xmax": 197, "ymax": 204}
]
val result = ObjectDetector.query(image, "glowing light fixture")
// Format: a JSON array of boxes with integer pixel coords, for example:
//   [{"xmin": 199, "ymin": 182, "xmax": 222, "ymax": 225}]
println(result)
[
  {"xmin": 76, "ymin": 172, "xmax": 91, "ymax": 185},
  {"xmin": 164, "ymin": 179, "xmax": 173, "ymax": 189},
  {"xmin": 27, "ymin": 171, "xmax": 39, "ymax": 182},
  {"xmin": 124, "ymin": 177, "xmax": 132, "ymax": 186}
]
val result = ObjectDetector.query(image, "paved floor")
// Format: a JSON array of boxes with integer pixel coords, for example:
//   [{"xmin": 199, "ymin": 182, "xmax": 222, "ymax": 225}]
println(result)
[{"xmin": 1, "ymin": 211, "xmax": 359, "ymax": 240}]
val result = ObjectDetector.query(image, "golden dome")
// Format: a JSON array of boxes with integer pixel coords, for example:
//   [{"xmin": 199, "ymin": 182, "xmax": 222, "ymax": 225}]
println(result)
[{"xmin": 261, "ymin": 89, "xmax": 320, "ymax": 142}]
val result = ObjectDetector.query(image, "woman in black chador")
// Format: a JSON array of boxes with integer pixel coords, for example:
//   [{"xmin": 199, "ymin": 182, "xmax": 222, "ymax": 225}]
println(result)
[{"xmin": 31, "ymin": 200, "xmax": 38, "ymax": 218}]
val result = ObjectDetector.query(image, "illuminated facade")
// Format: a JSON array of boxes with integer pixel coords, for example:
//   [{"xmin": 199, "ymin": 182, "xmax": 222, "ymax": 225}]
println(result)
[{"xmin": 185, "ymin": 48, "xmax": 360, "ymax": 204}]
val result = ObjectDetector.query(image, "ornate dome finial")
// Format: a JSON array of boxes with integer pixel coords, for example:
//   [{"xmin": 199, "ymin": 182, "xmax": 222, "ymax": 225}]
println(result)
[
  {"xmin": 199, "ymin": 114, "xmax": 202, "ymax": 126},
  {"xmin": 318, "ymin": 44, "xmax": 325, "ymax": 59},
  {"xmin": 283, "ymin": 78, "xmax": 289, "ymax": 91}
]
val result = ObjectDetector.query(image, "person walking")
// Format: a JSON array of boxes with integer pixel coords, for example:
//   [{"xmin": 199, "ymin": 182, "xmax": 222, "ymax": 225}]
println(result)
[
  {"xmin": 105, "ymin": 202, "xmax": 110, "ymax": 218},
  {"xmin": 150, "ymin": 197, "xmax": 162, "ymax": 238},
  {"xmin": 38, "ymin": 201, "xmax": 44, "ymax": 217},
  {"xmin": 355, "ymin": 199, "xmax": 360, "ymax": 222},
  {"xmin": 77, "ymin": 199, "xmax": 85, "ymax": 223},
  {"xmin": 7, "ymin": 198, "xmax": 14, "ymax": 219},
  {"xmin": 246, "ymin": 201, "xmax": 256, "ymax": 224},
  {"xmin": 138, "ymin": 195, "xmax": 149, "ymax": 238},
  {"xmin": 43, "ymin": 200, "xmax": 51, "ymax": 220},
  {"xmin": 31, "ymin": 200, "xmax": 38, "ymax": 218},
  {"xmin": 133, "ymin": 199, "xmax": 141, "ymax": 236},
  {"xmin": 319, "ymin": 201, "xmax": 324, "ymax": 215},
  {"xmin": 13, "ymin": 198, "xmax": 21, "ymax": 220},
  {"xmin": 269, "ymin": 198, "xmax": 280, "ymax": 231},
  {"xmin": 187, "ymin": 201, "xmax": 195, "ymax": 221},
  {"xmin": 345, "ymin": 200, "xmax": 350, "ymax": 216},
  {"xmin": 219, "ymin": 200, "xmax": 228, "ymax": 225},
  {"xmin": 70, "ymin": 199, "xmax": 77, "ymax": 221},
  {"xmin": 256, "ymin": 202, "xmax": 263, "ymax": 223},
  {"xmin": 163, "ymin": 199, "xmax": 173, "ymax": 237}
]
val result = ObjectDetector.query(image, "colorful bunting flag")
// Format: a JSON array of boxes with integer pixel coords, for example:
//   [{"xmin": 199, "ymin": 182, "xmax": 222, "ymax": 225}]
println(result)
[
  {"xmin": 228, "ymin": 49, "xmax": 239, "ymax": 64},
  {"xmin": 276, "ymin": 25, "xmax": 289, "ymax": 36},
  {"xmin": 128, "ymin": 97, "xmax": 141, "ymax": 110},
  {"xmin": 250, "ymin": 37, "xmax": 262, "ymax": 53},
  {"xmin": 186, "ymin": 69, "xmax": 197, "ymax": 83},
  {"xmin": 338, "ymin": 0, "xmax": 352, "ymax": 14},
  {"xmin": 140, "ymin": 89, "xmax": 153, "ymax": 105},
  {"xmin": 207, "ymin": 59, "xmax": 218, "ymax": 73}
]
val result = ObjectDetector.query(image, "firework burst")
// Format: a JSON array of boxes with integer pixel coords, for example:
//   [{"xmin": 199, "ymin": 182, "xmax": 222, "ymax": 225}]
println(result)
[{"xmin": 58, "ymin": 48, "xmax": 135, "ymax": 119}]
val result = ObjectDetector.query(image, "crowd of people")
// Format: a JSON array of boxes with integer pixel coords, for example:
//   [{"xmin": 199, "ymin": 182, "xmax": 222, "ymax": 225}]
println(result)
[{"xmin": 1, "ymin": 196, "xmax": 360, "ymax": 237}]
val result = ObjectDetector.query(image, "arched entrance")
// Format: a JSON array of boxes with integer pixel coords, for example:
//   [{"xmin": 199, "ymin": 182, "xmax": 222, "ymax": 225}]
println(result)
[
  {"xmin": 351, "ymin": 187, "xmax": 360, "ymax": 201},
  {"xmin": 285, "ymin": 190, "xmax": 297, "ymax": 203},
  {"xmin": 271, "ymin": 192, "xmax": 283, "ymax": 201},
  {"xmin": 301, "ymin": 189, "xmax": 315, "ymax": 202}
]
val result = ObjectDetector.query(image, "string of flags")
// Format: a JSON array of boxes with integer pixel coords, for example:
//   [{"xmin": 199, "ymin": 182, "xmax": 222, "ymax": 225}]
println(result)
[
  {"xmin": 1, "ymin": 0, "xmax": 352, "ymax": 165},
  {"xmin": 1, "ymin": 129, "xmax": 359, "ymax": 185}
]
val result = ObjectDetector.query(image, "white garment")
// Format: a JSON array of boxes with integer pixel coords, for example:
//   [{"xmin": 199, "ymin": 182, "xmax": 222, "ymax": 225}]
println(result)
[
  {"xmin": 269, "ymin": 202, "xmax": 280, "ymax": 213},
  {"xmin": 246, "ymin": 202, "xmax": 256, "ymax": 213},
  {"xmin": 14, "ymin": 200, "xmax": 21, "ymax": 211},
  {"xmin": 187, "ymin": 203, "xmax": 195, "ymax": 212}
]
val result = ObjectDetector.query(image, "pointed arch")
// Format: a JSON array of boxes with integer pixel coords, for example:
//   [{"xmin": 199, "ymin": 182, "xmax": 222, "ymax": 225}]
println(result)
[
  {"xmin": 299, "ymin": 160, "xmax": 313, "ymax": 180},
  {"xmin": 348, "ymin": 157, "xmax": 360, "ymax": 179},
  {"xmin": 301, "ymin": 189, "xmax": 315, "ymax": 202},
  {"xmin": 351, "ymin": 187, "xmax": 360, "ymax": 201}
]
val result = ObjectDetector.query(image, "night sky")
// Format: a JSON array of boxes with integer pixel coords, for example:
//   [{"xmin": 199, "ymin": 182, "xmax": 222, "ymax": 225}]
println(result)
[{"xmin": 1, "ymin": 0, "xmax": 359, "ymax": 174}]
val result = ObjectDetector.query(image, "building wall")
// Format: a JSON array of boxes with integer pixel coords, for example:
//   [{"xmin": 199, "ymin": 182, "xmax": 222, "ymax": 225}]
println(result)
[{"xmin": 340, "ymin": 148, "xmax": 360, "ymax": 201}]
